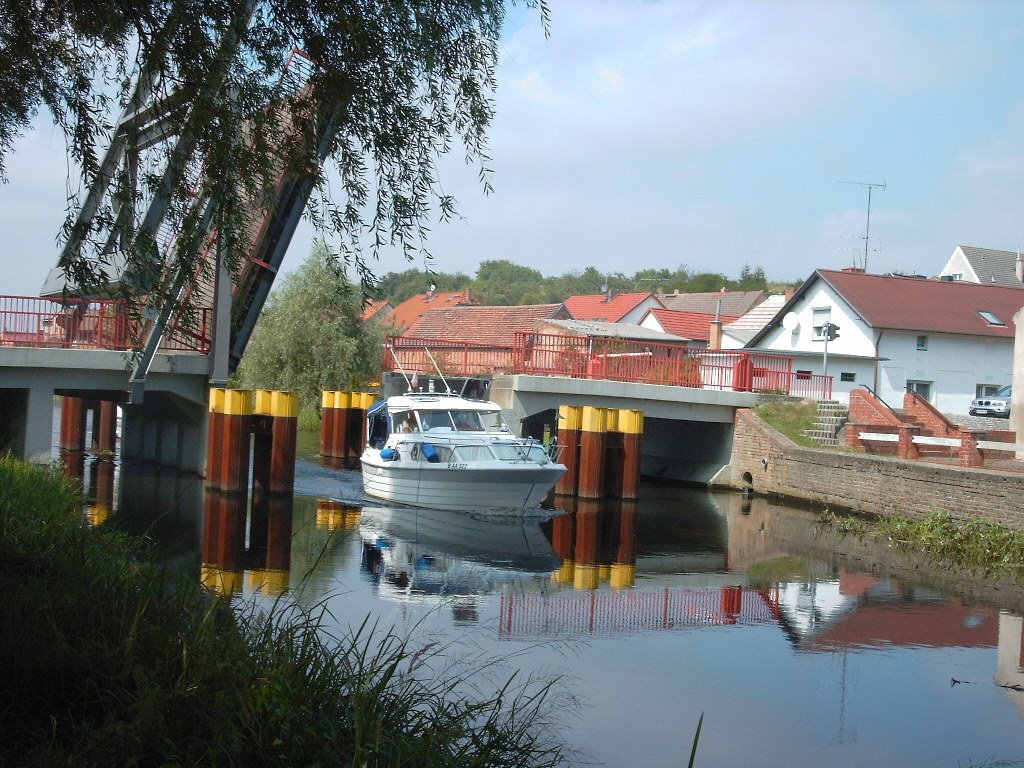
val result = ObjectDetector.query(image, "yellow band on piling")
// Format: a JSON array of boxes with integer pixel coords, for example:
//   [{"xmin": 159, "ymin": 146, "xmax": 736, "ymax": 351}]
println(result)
[
  {"xmin": 610, "ymin": 563, "xmax": 636, "ymax": 589},
  {"xmin": 254, "ymin": 389, "xmax": 273, "ymax": 415},
  {"xmin": 247, "ymin": 569, "xmax": 288, "ymax": 596},
  {"xmin": 618, "ymin": 409, "xmax": 644, "ymax": 434},
  {"xmin": 573, "ymin": 564, "xmax": 600, "ymax": 590},
  {"xmin": 359, "ymin": 392, "xmax": 376, "ymax": 409},
  {"xmin": 552, "ymin": 559, "xmax": 575, "ymax": 584},
  {"xmin": 604, "ymin": 407, "xmax": 619, "ymax": 433},
  {"xmin": 580, "ymin": 405, "xmax": 607, "ymax": 433},
  {"xmin": 558, "ymin": 405, "xmax": 582, "ymax": 431},
  {"xmin": 208, "ymin": 387, "xmax": 225, "ymax": 413},
  {"xmin": 333, "ymin": 391, "xmax": 352, "ymax": 409},
  {"xmin": 222, "ymin": 389, "xmax": 253, "ymax": 416},
  {"xmin": 269, "ymin": 391, "xmax": 298, "ymax": 418},
  {"xmin": 321, "ymin": 390, "xmax": 335, "ymax": 409}
]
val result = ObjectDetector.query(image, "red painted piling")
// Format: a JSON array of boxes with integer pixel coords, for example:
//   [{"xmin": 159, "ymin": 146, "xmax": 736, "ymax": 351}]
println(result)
[
  {"xmin": 618, "ymin": 409, "xmax": 643, "ymax": 500},
  {"xmin": 610, "ymin": 500, "xmax": 638, "ymax": 589},
  {"xmin": 218, "ymin": 389, "xmax": 253, "ymax": 493},
  {"xmin": 205, "ymin": 388, "xmax": 225, "ymax": 488},
  {"xmin": 573, "ymin": 499, "xmax": 602, "ymax": 590},
  {"xmin": 268, "ymin": 391, "xmax": 298, "ymax": 494},
  {"xmin": 604, "ymin": 409, "xmax": 624, "ymax": 498},
  {"xmin": 97, "ymin": 400, "xmax": 117, "ymax": 453},
  {"xmin": 331, "ymin": 391, "xmax": 352, "ymax": 461},
  {"xmin": 320, "ymin": 390, "xmax": 336, "ymax": 458},
  {"xmin": 60, "ymin": 396, "xmax": 87, "ymax": 451},
  {"xmin": 555, "ymin": 406, "xmax": 581, "ymax": 496},
  {"xmin": 577, "ymin": 406, "xmax": 607, "ymax": 500}
]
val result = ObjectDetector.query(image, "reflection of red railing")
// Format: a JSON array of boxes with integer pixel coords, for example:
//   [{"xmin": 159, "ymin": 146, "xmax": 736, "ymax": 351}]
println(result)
[
  {"xmin": 0, "ymin": 295, "xmax": 211, "ymax": 353},
  {"xmin": 498, "ymin": 586, "xmax": 782, "ymax": 639},
  {"xmin": 383, "ymin": 332, "xmax": 833, "ymax": 400}
]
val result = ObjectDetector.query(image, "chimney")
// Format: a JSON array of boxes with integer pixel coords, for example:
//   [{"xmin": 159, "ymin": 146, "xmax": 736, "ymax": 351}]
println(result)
[
  {"xmin": 1016, "ymin": 250, "xmax": 1023, "ymax": 283},
  {"xmin": 708, "ymin": 320, "xmax": 723, "ymax": 350}
]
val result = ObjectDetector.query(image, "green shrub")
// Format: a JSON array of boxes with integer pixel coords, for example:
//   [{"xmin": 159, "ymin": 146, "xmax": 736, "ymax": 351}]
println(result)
[{"xmin": 0, "ymin": 456, "xmax": 564, "ymax": 767}]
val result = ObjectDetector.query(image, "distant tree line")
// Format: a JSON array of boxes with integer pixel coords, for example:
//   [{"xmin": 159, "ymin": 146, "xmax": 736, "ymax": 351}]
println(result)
[{"xmin": 376, "ymin": 260, "xmax": 800, "ymax": 306}]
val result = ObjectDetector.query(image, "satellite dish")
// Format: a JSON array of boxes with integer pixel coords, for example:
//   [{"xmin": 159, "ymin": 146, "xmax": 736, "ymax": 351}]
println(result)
[{"xmin": 781, "ymin": 312, "xmax": 800, "ymax": 332}]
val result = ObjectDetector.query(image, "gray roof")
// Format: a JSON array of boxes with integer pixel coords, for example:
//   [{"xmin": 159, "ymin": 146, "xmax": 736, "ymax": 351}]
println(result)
[
  {"xmin": 722, "ymin": 294, "xmax": 787, "ymax": 344},
  {"xmin": 539, "ymin": 318, "xmax": 687, "ymax": 342},
  {"xmin": 657, "ymin": 290, "xmax": 767, "ymax": 316},
  {"xmin": 957, "ymin": 246, "xmax": 1024, "ymax": 288}
]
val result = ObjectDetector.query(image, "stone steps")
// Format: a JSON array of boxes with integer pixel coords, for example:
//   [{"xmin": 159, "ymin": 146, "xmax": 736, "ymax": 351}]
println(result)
[{"xmin": 805, "ymin": 400, "xmax": 848, "ymax": 447}]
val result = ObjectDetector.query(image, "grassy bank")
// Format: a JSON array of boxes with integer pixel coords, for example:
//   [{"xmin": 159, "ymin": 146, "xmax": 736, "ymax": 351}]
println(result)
[
  {"xmin": 753, "ymin": 400, "xmax": 819, "ymax": 447},
  {"xmin": 820, "ymin": 508, "xmax": 1024, "ymax": 580},
  {"xmin": 0, "ymin": 455, "xmax": 563, "ymax": 767}
]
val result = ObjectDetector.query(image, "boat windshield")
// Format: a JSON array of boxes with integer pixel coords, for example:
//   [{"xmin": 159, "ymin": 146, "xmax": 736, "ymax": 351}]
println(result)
[{"xmin": 417, "ymin": 409, "xmax": 493, "ymax": 432}]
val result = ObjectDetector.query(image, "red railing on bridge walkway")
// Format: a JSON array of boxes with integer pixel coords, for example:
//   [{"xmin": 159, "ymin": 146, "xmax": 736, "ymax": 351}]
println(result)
[
  {"xmin": 0, "ymin": 295, "xmax": 211, "ymax": 353},
  {"xmin": 384, "ymin": 333, "xmax": 832, "ymax": 399}
]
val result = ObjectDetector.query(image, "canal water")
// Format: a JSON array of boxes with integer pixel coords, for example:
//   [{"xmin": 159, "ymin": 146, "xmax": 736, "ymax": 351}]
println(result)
[{"xmin": 63, "ymin": 433, "xmax": 1024, "ymax": 768}]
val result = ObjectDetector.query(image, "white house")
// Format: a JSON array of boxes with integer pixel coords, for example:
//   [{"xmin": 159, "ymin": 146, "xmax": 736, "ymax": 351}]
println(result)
[
  {"xmin": 938, "ymin": 245, "xmax": 1024, "ymax": 287},
  {"xmin": 746, "ymin": 269, "xmax": 1024, "ymax": 412}
]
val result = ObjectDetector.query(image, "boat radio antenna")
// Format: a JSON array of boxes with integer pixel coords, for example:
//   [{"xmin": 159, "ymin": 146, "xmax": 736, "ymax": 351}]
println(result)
[
  {"xmin": 422, "ymin": 347, "xmax": 452, "ymax": 394},
  {"xmin": 386, "ymin": 344, "xmax": 414, "ymax": 391}
]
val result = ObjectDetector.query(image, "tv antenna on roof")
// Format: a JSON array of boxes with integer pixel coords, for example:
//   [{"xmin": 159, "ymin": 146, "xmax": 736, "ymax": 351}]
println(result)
[{"xmin": 839, "ymin": 180, "xmax": 886, "ymax": 272}]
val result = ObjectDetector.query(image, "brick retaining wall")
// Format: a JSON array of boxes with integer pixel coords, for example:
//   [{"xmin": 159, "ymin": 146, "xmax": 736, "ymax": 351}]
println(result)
[{"xmin": 730, "ymin": 408, "xmax": 1024, "ymax": 530}]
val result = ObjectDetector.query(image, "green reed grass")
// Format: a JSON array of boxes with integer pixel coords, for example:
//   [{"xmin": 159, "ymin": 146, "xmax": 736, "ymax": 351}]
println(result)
[
  {"xmin": 820, "ymin": 508, "xmax": 1024, "ymax": 579},
  {"xmin": 0, "ymin": 455, "xmax": 564, "ymax": 767}
]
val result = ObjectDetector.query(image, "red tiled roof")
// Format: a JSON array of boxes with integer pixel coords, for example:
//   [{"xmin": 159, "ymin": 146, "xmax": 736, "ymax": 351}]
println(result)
[
  {"xmin": 819, "ymin": 269, "xmax": 1024, "ymax": 337},
  {"xmin": 644, "ymin": 308, "xmax": 740, "ymax": 342},
  {"xmin": 563, "ymin": 292, "xmax": 657, "ymax": 322},
  {"xmin": 408, "ymin": 304, "xmax": 568, "ymax": 346},
  {"xmin": 361, "ymin": 299, "xmax": 392, "ymax": 323},
  {"xmin": 387, "ymin": 290, "xmax": 476, "ymax": 332}
]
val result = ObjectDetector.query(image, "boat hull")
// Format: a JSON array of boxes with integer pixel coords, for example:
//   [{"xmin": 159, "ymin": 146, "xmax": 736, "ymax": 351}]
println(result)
[{"xmin": 360, "ymin": 457, "xmax": 564, "ymax": 512}]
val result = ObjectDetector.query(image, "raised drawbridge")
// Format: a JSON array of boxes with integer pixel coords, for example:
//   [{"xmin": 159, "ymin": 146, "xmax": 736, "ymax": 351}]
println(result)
[{"xmin": 40, "ymin": 38, "xmax": 340, "ymax": 402}]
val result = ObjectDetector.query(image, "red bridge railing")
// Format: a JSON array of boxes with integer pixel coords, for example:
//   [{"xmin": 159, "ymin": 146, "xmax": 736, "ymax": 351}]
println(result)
[
  {"xmin": 384, "ymin": 333, "xmax": 832, "ymax": 400},
  {"xmin": 0, "ymin": 295, "xmax": 211, "ymax": 353}
]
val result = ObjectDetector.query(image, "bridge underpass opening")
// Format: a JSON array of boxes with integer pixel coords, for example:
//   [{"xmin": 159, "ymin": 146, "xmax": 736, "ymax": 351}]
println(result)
[{"xmin": 641, "ymin": 418, "xmax": 733, "ymax": 486}]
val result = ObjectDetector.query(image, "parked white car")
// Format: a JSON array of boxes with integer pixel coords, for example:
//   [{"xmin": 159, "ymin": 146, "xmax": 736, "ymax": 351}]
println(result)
[{"xmin": 969, "ymin": 385, "xmax": 1012, "ymax": 418}]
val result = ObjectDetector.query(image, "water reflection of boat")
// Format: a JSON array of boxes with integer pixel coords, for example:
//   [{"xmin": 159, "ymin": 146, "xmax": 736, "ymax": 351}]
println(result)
[
  {"xmin": 358, "ymin": 505, "xmax": 561, "ymax": 600},
  {"xmin": 360, "ymin": 392, "xmax": 566, "ymax": 512}
]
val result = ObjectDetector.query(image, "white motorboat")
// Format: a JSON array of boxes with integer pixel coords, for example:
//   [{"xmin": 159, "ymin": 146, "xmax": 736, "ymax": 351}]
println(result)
[{"xmin": 360, "ymin": 391, "xmax": 566, "ymax": 512}]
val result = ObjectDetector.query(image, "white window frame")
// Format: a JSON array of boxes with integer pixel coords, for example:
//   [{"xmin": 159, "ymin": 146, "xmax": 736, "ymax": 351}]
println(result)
[
  {"xmin": 916, "ymin": 335, "xmax": 928, "ymax": 351},
  {"xmin": 811, "ymin": 308, "xmax": 831, "ymax": 341},
  {"xmin": 906, "ymin": 380, "xmax": 933, "ymax": 401}
]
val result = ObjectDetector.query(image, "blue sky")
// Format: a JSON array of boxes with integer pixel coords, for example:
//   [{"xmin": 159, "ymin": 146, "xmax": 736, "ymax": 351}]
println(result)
[{"xmin": 3, "ymin": 0, "xmax": 1024, "ymax": 295}]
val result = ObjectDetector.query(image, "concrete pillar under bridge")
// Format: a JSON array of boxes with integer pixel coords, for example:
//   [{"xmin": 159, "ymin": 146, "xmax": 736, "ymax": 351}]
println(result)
[
  {"xmin": 0, "ymin": 347, "xmax": 212, "ymax": 473},
  {"xmin": 490, "ymin": 374, "xmax": 756, "ymax": 488}
]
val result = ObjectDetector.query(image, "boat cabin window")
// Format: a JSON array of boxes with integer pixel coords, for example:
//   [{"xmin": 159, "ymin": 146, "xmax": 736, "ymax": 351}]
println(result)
[
  {"xmin": 478, "ymin": 411, "xmax": 508, "ymax": 432},
  {"xmin": 451, "ymin": 410, "xmax": 485, "ymax": 431},
  {"xmin": 394, "ymin": 410, "xmax": 419, "ymax": 433},
  {"xmin": 454, "ymin": 445, "xmax": 496, "ymax": 461},
  {"xmin": 367, "ymin": 408, "xmax": 390, "ymax": 449}
]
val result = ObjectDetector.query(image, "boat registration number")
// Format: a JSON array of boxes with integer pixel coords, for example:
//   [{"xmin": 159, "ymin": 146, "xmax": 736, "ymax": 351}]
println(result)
[{"xmin": 447, "ymin": 462, "xmax": 468, "ymax": 470}]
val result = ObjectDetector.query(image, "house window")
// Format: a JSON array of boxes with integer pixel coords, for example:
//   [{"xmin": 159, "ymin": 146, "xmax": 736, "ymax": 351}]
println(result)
[
  {"xmin": 840, "ymin": 372, "xmax": 856, "ymax": 383},
  {"xmin": 976, "ymin": 383, "xmax": 1002, "ymax": 398},
  {"xmin": 796, "ymin": 370, "xmax": 812, "ymax": 380},
  {"xmin": 906, "ymin": 380, "xmax": 933, "ymax": 401},
  {"xmin": 916, "ymin": 335, "xmax": 928, "ymax": 351},
  {"xmin": 812, "ymin": 308, "xmax": 831, "ymax": 340}
]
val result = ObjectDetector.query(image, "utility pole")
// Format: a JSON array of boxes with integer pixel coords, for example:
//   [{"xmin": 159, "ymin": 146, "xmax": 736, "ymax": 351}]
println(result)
[{"xmin": 839, "ymin": 181, "xmax": 886, "ymax": 272}]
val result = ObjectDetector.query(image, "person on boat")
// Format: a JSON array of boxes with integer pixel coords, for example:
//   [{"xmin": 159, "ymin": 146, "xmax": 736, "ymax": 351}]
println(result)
[
  {"xmin": 453, "ymin": 411, "xmax": 483, "ymax": 431},
  {"xmin": 399, "ymin": 413, "xmax": 417, "ymax": 432}
]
